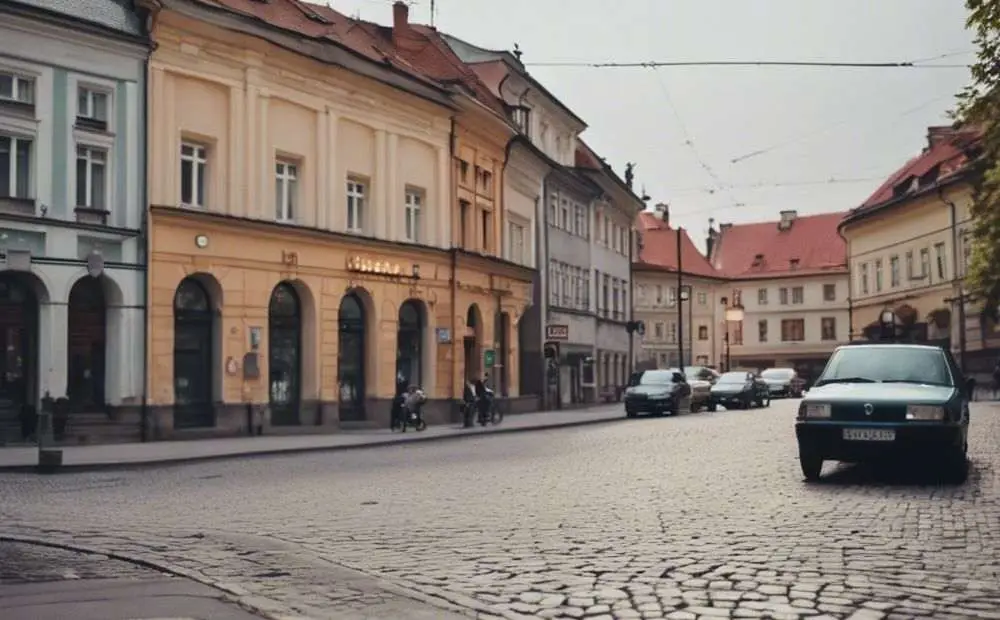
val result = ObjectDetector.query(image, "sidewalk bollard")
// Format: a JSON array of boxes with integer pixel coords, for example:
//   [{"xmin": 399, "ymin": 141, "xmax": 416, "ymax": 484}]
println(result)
[{"xmin": 36, "ymin": 393, "xmax": 63, "ymax": 474}]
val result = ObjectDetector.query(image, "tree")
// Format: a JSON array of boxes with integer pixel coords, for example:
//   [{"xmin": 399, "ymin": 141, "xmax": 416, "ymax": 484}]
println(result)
[{"xmin": 960, "ymin": 0, "xmax": 1000, "ymax": 320}]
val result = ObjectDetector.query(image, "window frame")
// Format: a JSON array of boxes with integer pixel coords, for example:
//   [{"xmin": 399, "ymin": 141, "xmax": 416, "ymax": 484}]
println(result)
[
  {"xmin": 75, "ymin": 144, "xmax": 108, "ymax": 210},
  {"xmin": 0, "ymin": 70, "xmax": 35, "ymax": 105},
  {"xmin": 179, "ymin": 141, "xmax": 208, "ymax": 208},
  {"xmin": 780, "ymin": 318, "xmax": 805, "ymax": 342},
  {"xmin": 275, "ymin": 158, "xmax": 298, "ymax": 222},
  {"xmin": 403, "ymin": 187, "xmax": 422, "ymax": 243},
  {"xmin": 0, "ymin": 133, "xmax": 33, "ymax": 199},
  {"xmin": 821, "ymin": 317, "xmax": 837, "ymax": 341},
  {"xmin": 346, "ymin": 177, "xmax": 366, "ymax": 233},
  {"xmin": 823, "ymin": 283, "xmax": 836, "ymax": 302}
]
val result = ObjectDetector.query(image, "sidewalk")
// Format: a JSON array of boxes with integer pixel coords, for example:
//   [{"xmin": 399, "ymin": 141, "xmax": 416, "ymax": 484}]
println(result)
[{"xmin": 0, "ymin": 405, "xmax": 623, "ymax": 472}]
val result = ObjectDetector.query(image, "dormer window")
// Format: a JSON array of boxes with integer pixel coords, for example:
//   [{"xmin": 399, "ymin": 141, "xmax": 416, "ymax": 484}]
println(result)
[
  {"xmin": 511, "ymin": 106, "xmax": 531, "ymax": 137},
  {"xmin": 789, "ymin": 258, "xmax": 800, "ymax": 270},
  {"xmin": 752, "ymin": 253, "xmax": 764, "ymax": 267}
]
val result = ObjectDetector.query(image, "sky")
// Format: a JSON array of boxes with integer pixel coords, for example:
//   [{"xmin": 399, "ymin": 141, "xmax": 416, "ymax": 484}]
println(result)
[{"xmin": 330, "ymin": 0, "xmax": 974, "ymax": 246}]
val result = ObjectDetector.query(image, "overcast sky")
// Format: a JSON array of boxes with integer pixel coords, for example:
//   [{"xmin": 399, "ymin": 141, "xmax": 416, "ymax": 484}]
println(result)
[{"xmin": 331, "ymin": 0, "xmax": 973, "ymax": 245}]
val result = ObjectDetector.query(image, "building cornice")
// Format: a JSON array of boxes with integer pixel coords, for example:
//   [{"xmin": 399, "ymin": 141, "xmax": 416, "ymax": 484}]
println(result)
[
  {"xmin": 0, "ymin": 1, "xmax": 150, "ymax": 56},
  {"xmin": 839, "ymin": 170, "xmax": 974, "ymax": 233}
]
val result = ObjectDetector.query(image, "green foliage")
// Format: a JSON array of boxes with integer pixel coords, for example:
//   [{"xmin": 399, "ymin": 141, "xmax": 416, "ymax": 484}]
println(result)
[{"xmin": 959, "ymin": 0, "xmax": 1000, "ymax": 319}]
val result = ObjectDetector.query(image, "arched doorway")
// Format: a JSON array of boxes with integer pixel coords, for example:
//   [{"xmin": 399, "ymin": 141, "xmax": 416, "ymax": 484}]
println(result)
[
  {"xmin": 173, "ymin": 277, "xmax": 214, "ymax": 428},
  {"xmin": 396, "ymin": 300, "xmax": 423, "ymax": 389},
  {"xmin": 464, "ymin": 304, "xmax": 481, "ymax": 382},
  {"xmin": 67, "ymin": 277, "xmax": 106, "ymax": 412},
  {"xmin": 338, "ymin": 292, "xmax": 366, "ymax": 421},
  {"xmin": 0, "ymin": 273, "xmax": 38, "ymax": 442},
  {"xmin": 268, "ymin": 282, "xmax": 301, "ymax": 426}
]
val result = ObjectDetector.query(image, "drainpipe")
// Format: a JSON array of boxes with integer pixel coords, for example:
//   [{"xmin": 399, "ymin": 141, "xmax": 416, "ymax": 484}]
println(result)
[
  {"xmin": 448, "ymin": 116, "xmax": 458, "ymax": 411},
  {"xmin": 540, "ymin": 175, "xmax": 551, "ymax": 409},
  {"xmin": 139, "ymin": 39, "xmax": 153, "ymax": 442},
  {"xmin": 939, "ymin": 187, "xmax": 967, "ymax": 370},
  {"xmin": 837, "ymin": 226, "xmax": 853, "ymax": 342},
  {"xmin": 627, "ymin": 215, "xmax": 634, "ymax": 377}
]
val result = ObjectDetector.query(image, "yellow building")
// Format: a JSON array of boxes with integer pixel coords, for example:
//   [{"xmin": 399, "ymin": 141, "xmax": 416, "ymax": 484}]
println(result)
[
  {"xmin": 143, "ymin": 0, "xmax": 532, "ymax": 439},
  {"xmin": 840, "ymin": 125, "xmax": 998, "ymax": 372}
]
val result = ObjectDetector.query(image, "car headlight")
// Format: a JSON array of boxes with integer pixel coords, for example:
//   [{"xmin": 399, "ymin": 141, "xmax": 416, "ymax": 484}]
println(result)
[
  {"xmin": 800, "ymin": 403, "xmax": 831, "ymax": 419},
  {"xmin": 906, "ymin": 405, "xmax": 944, "ymax": 421}
]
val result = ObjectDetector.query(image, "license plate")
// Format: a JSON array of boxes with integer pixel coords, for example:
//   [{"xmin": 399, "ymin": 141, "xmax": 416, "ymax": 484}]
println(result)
[{"xmin": 842, "ymin": 428, "xmax": 895, "ymax": 442}]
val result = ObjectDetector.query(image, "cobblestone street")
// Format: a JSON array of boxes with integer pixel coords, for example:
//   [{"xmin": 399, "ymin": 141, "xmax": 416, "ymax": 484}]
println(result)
[{"xmin": 2, "ymin": 400, "xmax": 1000, "ymax": 619}]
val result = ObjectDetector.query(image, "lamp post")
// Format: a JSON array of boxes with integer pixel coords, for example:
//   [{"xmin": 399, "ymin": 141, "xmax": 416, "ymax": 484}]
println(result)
[
  {"xmin": 678, "ymin": 284, "xmax": 691, "ymax": 373},
  {"xmin": 721, "ymin": 296, "xmax": 746, "ymax": 372},
  {"xmin": 879, "ymin": 308, "xmax": 897, "ymax": 342}
]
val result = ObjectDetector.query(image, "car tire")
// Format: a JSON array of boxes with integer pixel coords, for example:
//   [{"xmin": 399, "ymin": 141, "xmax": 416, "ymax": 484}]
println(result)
[
  {"xmin": 945, "ymin": 448, "xmax": 968, "ymax": 483},
  {"xmin": 799, "ymin": 451, "xmax": 823, "ymax": 482},
  {"xmin": 707, "ymin": 402, "xmax": 717, "ymax": 412},
  {"xmin": 742, "ymin": 395, "xmax": 753, "ymax": 409},
  {"xmin": 625, "ymin": 409, "xmax": 636, "ymax": 418},
  {"xmin": 760, "ymin": 394, "xmax": 771, "ymax": 407}
]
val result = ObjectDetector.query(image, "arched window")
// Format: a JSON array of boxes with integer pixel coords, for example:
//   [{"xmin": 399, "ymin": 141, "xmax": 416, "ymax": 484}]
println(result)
[
  {"xmin": 268, "ymin": 283, "xmax": 301, "ymax": 426},
  {"xmin": 396, "ymin": 300, "xmax": 423, "ymax": 389},
  {"xmin": 338, "ymin": 293, "xmax": 366, "ymax": 421},
  {"xmin": 67, "ymin": 277, "xmax": 106, "ymax": 411}
]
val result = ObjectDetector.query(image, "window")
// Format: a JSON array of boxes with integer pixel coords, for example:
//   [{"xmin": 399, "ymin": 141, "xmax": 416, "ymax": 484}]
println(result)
[
  {"xmin": 654, "ymin": 321, "xmax": 664, "ymax": 340},
  {"xmin": 667, "ymin": 286, "xmax": 676, "ymax": 307},
  {"xmin": 890, "ymin": 255, "xmax": 900, "ymax": 287},
  {"xmin": 698, "ymin": 325, "xmax": 708, "ymax": 341},
  {"xmin": 821, "ymin": 317, "xmax": 837, "ymax": 341},
  {"xmin": 346, "ymin": 178, "xmax": 365, "ymax": 232},
  {"xmin": 655, "ymin": 285, "xmax": 663, "ymax": 306},
  {"xmin": 905, "ymin": 251, "xmax": 914, "ymax": 280},
  {"xmin": 602, "ymin": 273, "xmax": 610, "ymax": 316},
  {"xmin": 459, "ymin": 200, "xmax": 470, "ymax": 248},
  {"xmin": 935, "ymin": 242, "xmax": 947, "ymax": 280},
  {"xmin": 482, "ymin": 170, "xmax": 492, "ymax": 194},
  {"xmin": 180, "ymin": 142, "xmax": 207, "ymax": 207},
  {"xmin": 792, "ymin": 287, "xmax": 804, "ymax": 304},
  {"xmin": 875, "ymin": 259, "xmax": 883, "ymax": 292},
  {"xmin": 789, "ymin": 258, "xmax": 800, "ymax": 270},
  {"xmin": 733, "ymin": 321, "xmax": 743, "ymax": 345},
  {"xmin": 274, "ymin": 160, "xmax": 297, "ymax": 221},
  {"xmin": 920, "ymin": 248, "xmax": 930, "ymax": 278},
  {"xmin": 962, "ymin": 232, "xmax": 972, "ymax": 275},
  {"xmin": 779, "ymin": 287, "xmax": 788, "ymax": 305},
  {"xmin": 757, "ymin": 288, "xmax": 768, "ymax": 305},
  {"xmin": 481, "ymin": 209, "xmax": 491, "ymax": 252},
  {"xmin": 859, "ymin": 263, "xmax": 869, "ymax": 295},
  {"xmin": 781, "ymin": 319, "xmax": 805, "ymax": 342},
  {"xmin": 758, "ymin": 319, "xmax": 768, "ymax": 343},
  {"xmin": 459, "ymin": 160, "xmax": 469, "ymax": 184},
  {"xmin": 697, "ymin": 291, "xmax": 707, "ymax": 305},
  {"xmin": 404, "ymin": 189, "xmax": 421, "ymax": 242},
  {"xmin": 574, "ymin": 204, "xmax": 584, "ymax": 236},
  {"xmin": 823, "ymin": 283, "xmax": 836, "ymax": 302},
  {"xmin": 612, "ymin": 279, "xmax": 621, "ymax": 318},
  {"xmin": 547, "ymin": 193, "xmax": 556, "ymax": 224},
  {"xmin": 560, "ymin": 201, "xmax": 569, "ymax": 230},
  {"xmin": 512, "ymin": 106, "xmax": 530, "ymax": 136},
  {"xmin": 508, "ymin": 221, "xmax": 525, "ymax": 263},
  {"xmin": 75, "ymin": 146, "xmax": 107, "ymax": 209},
  {"xmin": 0, "ymin": 135, "xmax": 31, "ymax": 198},
  {"xmin": 0, "ymin": 72, "xmax": 34, "ymax": 104},
  {"xmin": 667, "ymin": 321, "xmax": 677, "ymax": 344},
  {"xmin": 77, "ymin": 87, "xmax": 108, "ymax": 129}
]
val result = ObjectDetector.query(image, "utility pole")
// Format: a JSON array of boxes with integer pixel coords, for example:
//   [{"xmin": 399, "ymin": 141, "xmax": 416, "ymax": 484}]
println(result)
[{"xmin": 676, "ymin": 226, "xmax": 684, "ymax": 374}]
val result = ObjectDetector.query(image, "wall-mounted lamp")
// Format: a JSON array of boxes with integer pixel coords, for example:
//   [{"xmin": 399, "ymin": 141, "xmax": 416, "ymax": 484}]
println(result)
[{"xmin": 195, "ymin": 234, "xmax": 209, "ymax": 249}]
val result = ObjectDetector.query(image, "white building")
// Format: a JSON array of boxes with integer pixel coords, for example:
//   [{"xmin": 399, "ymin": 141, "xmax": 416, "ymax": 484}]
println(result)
[{"xmin": 0, "ymin": 0, "xmax": 148, "ymax": 444}]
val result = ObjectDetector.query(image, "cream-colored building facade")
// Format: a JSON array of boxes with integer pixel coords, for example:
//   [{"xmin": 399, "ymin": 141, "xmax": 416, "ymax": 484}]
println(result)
[{"xmin": 634, "ymin": 271, "xmax": 723, "ymax": 368}]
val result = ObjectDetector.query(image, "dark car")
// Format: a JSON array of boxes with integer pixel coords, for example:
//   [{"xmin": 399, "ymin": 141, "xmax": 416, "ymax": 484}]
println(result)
[
  {"xmin": 708, "ymin": 371, "xmax": 770, "ymax": 411},
  {"xmin": 760, "ymin": 367, "xmax": 805, "ymax": 398},
  {"xmin": 624, "ymin": 369, "xmax": 691, "ymax": 417},
  {"xmin": 794, "ymin": 343, "xmax": 974, "ymax": 482}
]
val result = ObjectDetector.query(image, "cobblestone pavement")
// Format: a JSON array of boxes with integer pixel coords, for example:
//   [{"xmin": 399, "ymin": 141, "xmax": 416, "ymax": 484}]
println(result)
[
  {"xmin": 1, "ymin": 400, "xmax": 1000, "ymax": 619},
  {"xmin": 0, "ymin": 540, "xmax": 158, "ymax": 584}
]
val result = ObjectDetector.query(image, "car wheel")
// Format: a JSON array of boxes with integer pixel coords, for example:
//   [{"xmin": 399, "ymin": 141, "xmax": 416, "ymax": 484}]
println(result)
[
  {"xmin": 742, "ymin": 396, "xmax": 753, "ymax": 409},
  {"xmin": 707, "ymin": 402, "xmax": 717, "ymax": 412},
  {"xmin": 625, "ymin": 409, "xmax": 636, "ymax": 418},
  {"xmin": 799, "ymin": 450, "xmax": 823, "ymax": 482},
  {"xmin": 761, "ymin": 394, "xmax": 771, "ymax": 407},
  {"xmin": 944, "ymin": 447, "xmax": 968, "ymax": 483}
]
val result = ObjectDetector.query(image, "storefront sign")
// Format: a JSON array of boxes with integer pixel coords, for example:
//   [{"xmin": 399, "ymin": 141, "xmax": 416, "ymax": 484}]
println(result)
[
  {"xmin": 347, "ymin": 255, "xmax": 404, "ymax": 277},
  {"xmin": 483, "ymin": 349, "xmax": 496, "ymax": 368},
  {"xmin": 546, "ymin": 324, "xmax": 569, "ymax": 340},
  {"xmin": 436, "ymin": 327, "xmax": 451, "ymax": 343}
]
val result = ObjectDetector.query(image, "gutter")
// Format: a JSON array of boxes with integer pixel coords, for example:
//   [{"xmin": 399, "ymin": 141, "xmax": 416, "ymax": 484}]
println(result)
[
  {"xmin": 449, "ymin": 116, "xmax": 458, "ymax": 405},
  {"xmin": 139, "ymin": 35, "xmax": 154, "ymax": 442},
  {"xmin": 938, "ymin": 186, "xmax": 967, "ymax": 369}
]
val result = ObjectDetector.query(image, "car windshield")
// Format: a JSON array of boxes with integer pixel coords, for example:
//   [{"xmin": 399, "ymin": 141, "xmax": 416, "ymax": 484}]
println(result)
[
  {"xmin": 817, "ymin": 346, "xmax": 953, "ymax": 387},
  {"xmin": 718, "ymin": 372, "xmax": 747, "ymax": 384},
  {"xmin": 638, "ymin": 370, "xmax": 676, "ymax": 385},
  {"xmin": 761, "ymin": 369, "xmax": 794, "ymax": 380}
]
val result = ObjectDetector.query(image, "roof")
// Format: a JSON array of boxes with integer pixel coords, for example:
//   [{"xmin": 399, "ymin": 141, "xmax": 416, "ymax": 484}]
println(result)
[
  {"xmin": 348, "ymin": 14, "xmax": 509, "ymax": 118},
  {"xmin": 574, "ymin": 140, "xmax": 645, "ymax": 209},
  {"xmin": 635, "ymin": 212, "xmax": 720, "ymax": 279},
  {"xmin": 709, "ymin": 211, "xmax": 848, "ymax": 279},
  {"xmin": 181, "ymin": 0, "xmax": 445, "ymax": 91},
  {"xmin": 851, "ymin": 125, "xmax": 981, "ymax": 215}
]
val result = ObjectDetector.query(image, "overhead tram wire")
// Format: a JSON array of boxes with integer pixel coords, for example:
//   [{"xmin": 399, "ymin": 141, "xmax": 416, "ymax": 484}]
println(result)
[{"xmin": 524, "ymin": 59, "xmax": 970, "ymax": 69}]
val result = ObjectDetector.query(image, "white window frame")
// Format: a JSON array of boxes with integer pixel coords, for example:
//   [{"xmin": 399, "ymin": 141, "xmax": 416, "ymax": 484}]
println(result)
[
  {"xmin": 275, "ymin": 159, "xmax": 298, "ymax": 222},
  {"xmin": 0, "ymin": 134, "xmax": 33, "ymax": 199},
  {"xmin": 77, "ymin": 86, "xmax": 110, "ymax": 122},
  {"xmin": 180, "ymin": 141, "xmax": 208, "ymax": 208},
  {"xmin": 346, "ymin": 178, "xmax": 366, "ymax": 233},
  {"xmin": 404, "ymin": 188, "xmax": 422, "ymax": 242},
  {"xmin": 75, "ymin": 145, "xmax": 108, "ymax": 210},
  {"xmin": 0, "ymin": 70, "xmax": 35, "ymax": 105},
  {"xmin": 507, "ymin": 219, "xmax": 526, "ymax": 264}
]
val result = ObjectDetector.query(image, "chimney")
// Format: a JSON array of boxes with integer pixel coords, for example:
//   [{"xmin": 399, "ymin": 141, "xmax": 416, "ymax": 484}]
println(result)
[
  {"xmin": 719, "ymin": 222, "xmax": 733, "ymax": 232},
  {"xmin": 653, "ymin": 202, "xmax": 669, "ymax": 227},
  {"xmin": 778, "ymin": 210, "xmax": 797, "ymax": 231},
  {"xmin": 927, "ymin": 125, "xmax": 956, "ymax": 149},
  {"xmin": 392, "ymin": 1, "xmax": 409, "ymax": 46}
]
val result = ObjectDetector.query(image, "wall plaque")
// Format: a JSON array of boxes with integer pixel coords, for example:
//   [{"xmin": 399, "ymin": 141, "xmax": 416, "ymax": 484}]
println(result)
[{"xmin": 546, "ymin": 324, "xmax": 569, "ymax": 340}]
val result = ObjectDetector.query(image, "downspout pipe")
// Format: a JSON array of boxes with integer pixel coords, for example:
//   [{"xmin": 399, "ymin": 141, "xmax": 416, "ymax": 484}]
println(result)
[
  {"xmin": 139, "ymin": 33, "xmax": 154, "ymax": 442},
  {"xmin": 448, "ymin": 116, "xmax": 458, "ymax": 413},
  {"xmin": 837, "ymin": 226, "xmax": 853, "ymax": 342},
  {"xmin": 540, "ymin": 174, "xmax": 551, "ymax": 409},
  {"xmin": 939, "ymin": 187, "xmax": 967, "ymax": 370}
]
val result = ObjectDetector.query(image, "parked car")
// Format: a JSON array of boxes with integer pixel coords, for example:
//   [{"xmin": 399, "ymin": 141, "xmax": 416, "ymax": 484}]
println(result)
[
  {"xmin": 679, "ymin": 366, "xmax": 718, "ymax": 412},
  {"xmin": 795, "ymin": 343, "xmax": 974, "ymax": 482},
  {"xmin": 624, "ymin": 369, "xmax": 692, "ymax": 418},
  {"xmin": 760, "ymin": 367, "xmax": 805, "ymax": 398},
  {"xmin": 708, "ymin": 371, "xmax": 770, "ymax": 411}
]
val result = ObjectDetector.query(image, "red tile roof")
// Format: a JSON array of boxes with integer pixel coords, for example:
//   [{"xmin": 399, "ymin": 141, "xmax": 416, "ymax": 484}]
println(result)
[
  {"xmin": 635, "ymin": 212, "xmax": 720, "ymax": 279},
  {"xmin": 709, "ymin": 211, "xmax": 848, "ymax": 279},
  {"xmin": 854, "ymin": 125, "xmax": 981, "ymax": 213}
]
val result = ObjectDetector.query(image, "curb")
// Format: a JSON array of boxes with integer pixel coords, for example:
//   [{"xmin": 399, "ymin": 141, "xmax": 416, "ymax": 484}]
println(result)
[
  {"xmin": 0, "ymin": 415, "xmax": 624, "ymax": 474},
  {"xmin": 0, "ymin": 534, "xmax": 287, "ymax": 619}
]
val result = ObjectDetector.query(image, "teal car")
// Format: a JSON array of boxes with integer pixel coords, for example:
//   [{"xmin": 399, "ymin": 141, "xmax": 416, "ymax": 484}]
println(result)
[{"xmin": 795, "ymin": 343, "xmax": 974, "ymax": 482}]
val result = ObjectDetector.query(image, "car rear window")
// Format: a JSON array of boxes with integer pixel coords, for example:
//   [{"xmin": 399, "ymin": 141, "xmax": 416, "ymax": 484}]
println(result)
[{"xmin": 818, "ymin": 346, "xmax": 953, "ymax": 386}]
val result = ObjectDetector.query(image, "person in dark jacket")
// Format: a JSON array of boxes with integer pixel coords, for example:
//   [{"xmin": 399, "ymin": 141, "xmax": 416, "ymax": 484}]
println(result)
[{"xmin": 390, "ymin": 375, "xmax": 408, "ymax": 430}]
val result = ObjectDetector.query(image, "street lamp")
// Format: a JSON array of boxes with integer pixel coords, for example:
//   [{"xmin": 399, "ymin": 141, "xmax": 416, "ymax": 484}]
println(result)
[
  {"xmin": 720, "ymin": 296, "xmax": 746, "ymax": 372},
  {"xmin": 879, "ymin": 308, "xmax": 897, "ymax": 342}
]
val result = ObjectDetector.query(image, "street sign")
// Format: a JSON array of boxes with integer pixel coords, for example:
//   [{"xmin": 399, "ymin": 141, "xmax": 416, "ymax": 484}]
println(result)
[{"xmin": 484, "ymin": 349, "xmax": 496, "ymax": 368}]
